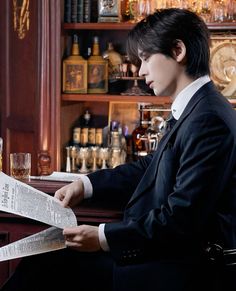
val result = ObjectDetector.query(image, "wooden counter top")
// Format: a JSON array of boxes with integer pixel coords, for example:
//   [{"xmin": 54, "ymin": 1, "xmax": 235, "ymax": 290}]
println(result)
[{"xmin": 23, "ymin": 179, "xmax": 123, "ymax": 223}]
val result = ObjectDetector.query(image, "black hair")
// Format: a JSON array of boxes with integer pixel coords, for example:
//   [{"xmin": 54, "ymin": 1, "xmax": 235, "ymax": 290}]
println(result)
[{"xmin": 126, "ymin": 8, "xmax": 211, "ymax": 78}]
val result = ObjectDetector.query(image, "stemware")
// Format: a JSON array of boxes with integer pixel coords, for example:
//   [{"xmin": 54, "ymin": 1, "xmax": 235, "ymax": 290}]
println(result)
[
  {"xmin": 90, "ymin": 146, "xmax": 99, "ymax": 172},
  {"xmin": 99, "ymin": 147, "xmax": 109, "ymax": 169},
  {"xmin": 78, "ymin": 147, "xmax": 89, "ymax": 173}
]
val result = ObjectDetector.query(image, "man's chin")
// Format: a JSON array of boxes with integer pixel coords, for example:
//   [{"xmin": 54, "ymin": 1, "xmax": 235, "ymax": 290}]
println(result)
[
  {"xmin": 154, "ymin": 88, "xmax": 169, "ymax": 97},
  {"xmin": 153, "ymin": 89, "xmax": 159, "ymax": 96}
]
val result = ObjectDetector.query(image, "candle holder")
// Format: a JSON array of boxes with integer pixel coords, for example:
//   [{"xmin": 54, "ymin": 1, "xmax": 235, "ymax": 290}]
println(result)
[{"xmin": 116, "ymin": 63, "xmax": 151, "ymax": 96}]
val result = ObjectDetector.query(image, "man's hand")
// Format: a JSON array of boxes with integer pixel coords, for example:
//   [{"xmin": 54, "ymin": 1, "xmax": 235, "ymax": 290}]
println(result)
[
  {"xmin": 63, "ymin": 225, "xmax": 101, "ymax": 252},
  {"xmin": 54, "ymin": 179, "xmax": 84, "ymax": 208}
]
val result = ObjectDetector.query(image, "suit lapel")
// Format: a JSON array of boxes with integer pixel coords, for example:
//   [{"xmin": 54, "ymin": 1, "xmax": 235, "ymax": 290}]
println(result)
[{"xmin": 126, "ymin": 81, "xmax": 214, "ymax": 208}]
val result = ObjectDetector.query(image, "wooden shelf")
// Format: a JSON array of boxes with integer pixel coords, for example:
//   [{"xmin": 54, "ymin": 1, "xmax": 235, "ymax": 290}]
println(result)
[
  {"xmin": 207, "ymin": 22, "xmax": 236, "ymax": 31},
  {"xmin": 62, "ymin": 93, "xmax": 172, "ymax": 103},
  {"xmin": 62, "ymin": 94, "xmax": 236, "ymax": 106},
  {"xmin": 63, "ymin": 22, "xmax": 135, "ymax": 30},
  {"xmin": 63, "ymin": 22, "xmax": 236, "ymax": 31}
]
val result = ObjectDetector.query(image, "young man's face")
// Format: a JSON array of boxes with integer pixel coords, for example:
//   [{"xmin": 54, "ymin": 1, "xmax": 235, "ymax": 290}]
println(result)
[{"xmin": 138, "ymin": 50, "xmax": 184, "ymax": 98}]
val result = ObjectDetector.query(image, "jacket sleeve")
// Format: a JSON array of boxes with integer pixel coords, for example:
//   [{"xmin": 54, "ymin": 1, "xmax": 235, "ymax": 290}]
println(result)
[{"xmin": 87, "ymin": 153, "xmax": 154, "ymax": 206}]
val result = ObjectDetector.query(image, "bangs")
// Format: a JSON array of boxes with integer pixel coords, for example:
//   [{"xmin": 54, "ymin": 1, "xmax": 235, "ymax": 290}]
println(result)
[
  {"xmin": 126, "ymin": 15, "xmax": 162, "ymax": 66},
  {"xmin": 126, "ymin": 28, "xmax": 142, "ymax": 67}
]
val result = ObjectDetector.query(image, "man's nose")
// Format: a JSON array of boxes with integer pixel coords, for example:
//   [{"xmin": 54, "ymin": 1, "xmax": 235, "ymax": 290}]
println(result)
[{"xmin": 138, "ymin": 64, "xmax": 145, "ymax": 77}]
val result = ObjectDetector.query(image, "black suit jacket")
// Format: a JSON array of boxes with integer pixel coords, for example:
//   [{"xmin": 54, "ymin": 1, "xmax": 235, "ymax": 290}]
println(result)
[{"xmin": 88, "ymin": 81, "xmax": 236, "ymax": 290}]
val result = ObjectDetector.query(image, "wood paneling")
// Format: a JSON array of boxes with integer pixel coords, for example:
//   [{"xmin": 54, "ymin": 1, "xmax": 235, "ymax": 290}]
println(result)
[{"xmin": 0, "ymin": 0, "xmax": 61, "ymax": 175}]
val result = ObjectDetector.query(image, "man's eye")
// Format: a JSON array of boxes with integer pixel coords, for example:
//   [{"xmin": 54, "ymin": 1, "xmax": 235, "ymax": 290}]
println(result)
[{"xmin": 143, "ymin": 56, "xmax": 150, "ymax": 62}]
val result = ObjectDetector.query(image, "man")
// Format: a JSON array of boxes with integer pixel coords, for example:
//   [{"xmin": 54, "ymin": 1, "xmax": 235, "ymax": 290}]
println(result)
[{"xmin": 2, "ymin": 8, "xmax": 236, "ymax": 291}]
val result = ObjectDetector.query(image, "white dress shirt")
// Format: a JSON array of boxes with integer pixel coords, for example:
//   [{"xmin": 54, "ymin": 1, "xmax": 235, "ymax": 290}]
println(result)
[{"xmin": 81, "ymin": 75, "xmax": 211, "ymax": 251}]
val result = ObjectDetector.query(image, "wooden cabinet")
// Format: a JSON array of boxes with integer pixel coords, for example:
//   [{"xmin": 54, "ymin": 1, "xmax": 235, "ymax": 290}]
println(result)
[{"xmin": 0, "ymin": 214, "xmax": 48, "ymax": 287}]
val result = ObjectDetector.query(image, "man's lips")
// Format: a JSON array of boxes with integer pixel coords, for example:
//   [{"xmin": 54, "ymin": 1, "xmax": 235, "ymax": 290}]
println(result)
[{"xmin": 146, "ymin": 81, "xmax": 153, "ymax": 89}]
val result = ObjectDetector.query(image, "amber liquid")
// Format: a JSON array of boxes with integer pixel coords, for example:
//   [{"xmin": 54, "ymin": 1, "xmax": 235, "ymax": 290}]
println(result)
[
  {"xmin": 132, "ymin": 109, "xmax": 150, "ymax": 159},
  {"xmin": 11, "ymin": 168, "xmax": 30, "ymax": 180}
]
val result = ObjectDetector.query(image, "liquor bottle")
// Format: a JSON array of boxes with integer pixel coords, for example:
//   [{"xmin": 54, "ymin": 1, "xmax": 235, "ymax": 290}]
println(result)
[
  {"xmin": 62, "ymin": 34, "xmax": 88, "ymax": 93},
  {"xmin": 132, "ymin": 103, "xmax": 151, "ymax": 159},
  {"xmin": 102, "ymin": 42, "xmax": 123, "ymax": 80},
  {"xmin": 80, "ymin": 110, "xmax": 91, "ymax": 147},
  {"xmin": 88, "ymin": 36, "xmax": 108, "ymax": 94}
]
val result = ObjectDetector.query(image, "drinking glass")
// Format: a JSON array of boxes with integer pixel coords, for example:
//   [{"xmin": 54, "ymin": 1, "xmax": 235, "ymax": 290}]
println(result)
[
  {"xmin": 78, "ymin": 147, "xmax": 89, "ymax": 173},
  {"xmin": 138, "ymin": 0, "xmax": 151, "ymax": 21},
  {"xmin": 10, "ymin": 153, "xmax": 31, "ymax": 180},
  {"xmin": 99, "ymin": 147, "xmax": 109, "ymax": 169},
  {"xmin": 90, "ymin": 146, "xmax": 99, "ymax": 172}
]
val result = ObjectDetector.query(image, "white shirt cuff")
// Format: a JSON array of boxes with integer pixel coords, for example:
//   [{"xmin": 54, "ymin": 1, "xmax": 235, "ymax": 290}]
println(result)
[
  {"xmin": 98, "ymin": 224, "xmax": 110, "ymax": 252},
  {"xmin": 79, "ymin": 175, "xmax": 93, "ymax": 199}
]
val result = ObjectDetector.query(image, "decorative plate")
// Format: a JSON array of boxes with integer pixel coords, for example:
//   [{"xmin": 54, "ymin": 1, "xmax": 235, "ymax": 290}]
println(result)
[{"xmin": 210, "ymin": 35, "xmax": 236, "ymax": 97}]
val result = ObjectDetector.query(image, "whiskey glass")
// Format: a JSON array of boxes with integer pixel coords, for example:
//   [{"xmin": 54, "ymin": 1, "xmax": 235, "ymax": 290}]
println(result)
[{"xmin": 10, "ymin": 153, "xmax": 31, "ymax": 180}]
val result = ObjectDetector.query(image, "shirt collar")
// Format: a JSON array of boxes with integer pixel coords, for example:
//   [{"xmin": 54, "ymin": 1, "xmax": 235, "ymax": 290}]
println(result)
[{"xmin": 171, "ymin": 75, "xmax": 211, "ymax": 120}]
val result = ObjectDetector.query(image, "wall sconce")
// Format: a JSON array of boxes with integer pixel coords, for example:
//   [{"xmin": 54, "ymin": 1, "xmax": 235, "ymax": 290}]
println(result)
[{"xmin": 13, "ymin": 0, "xmax": 30, "ymax": 40}]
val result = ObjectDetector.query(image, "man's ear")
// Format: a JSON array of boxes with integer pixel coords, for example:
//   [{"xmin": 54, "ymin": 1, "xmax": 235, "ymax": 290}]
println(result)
[{"xmin": 172, "ymin": 40, "xmax": 186, "ymax": 63}]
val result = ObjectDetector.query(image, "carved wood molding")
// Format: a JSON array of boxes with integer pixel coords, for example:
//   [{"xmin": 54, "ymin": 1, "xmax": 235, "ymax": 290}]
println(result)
[{"xmin": 37, "ymin": 0, "xmax": 61, "ymax": 174}]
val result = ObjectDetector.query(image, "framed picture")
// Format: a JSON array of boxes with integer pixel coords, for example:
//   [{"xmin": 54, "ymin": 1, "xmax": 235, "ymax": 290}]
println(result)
[
  {"xmin": 98, "ymin": 0, "xmax": 121, "ymax": 22},
  {"xmin": 108, "ymin": 102, "xmax": 171, "ymax": 135},
  {"xmin": 108, "ymin": 102, "xmax": 139, "ymax": 135},
  {"xmin": 63, "ymin": 60, "xmax": 87, "ymax": 93},
  {"xmin": 210, "ymin": 35, "xmax": 236, "ymax": 98},
  {"xmin": 88, "ymin": 61, "xmax": 108, "ymax": 93}
]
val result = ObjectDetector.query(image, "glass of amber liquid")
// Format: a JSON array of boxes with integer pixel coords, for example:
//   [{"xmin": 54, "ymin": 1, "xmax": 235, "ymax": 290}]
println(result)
[{"xmin": 10, "ymin": 153, "xmax": 31, "ymax": 180}]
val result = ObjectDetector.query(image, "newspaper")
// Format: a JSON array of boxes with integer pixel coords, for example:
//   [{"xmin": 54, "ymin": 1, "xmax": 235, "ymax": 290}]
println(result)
[{"xmin": 0, "ymin": 172, "xmax": 77, "ymax": 262}]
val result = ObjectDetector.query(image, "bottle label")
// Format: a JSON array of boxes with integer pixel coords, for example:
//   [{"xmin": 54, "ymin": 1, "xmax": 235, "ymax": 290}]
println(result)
[
  {"xmin": 73, "ymin": 128, "xmax": 81, "ymax": 144},
  {"xmin": 95, "ymin": 129, "xmax": 103, "ymax": 146},
  {"xmin": 88, "ymin": 128, "xmax": 96, "ymax": 145},
  {"xmin": 81, "ymin": 128, "xmax": 88, "ymax": 146}
]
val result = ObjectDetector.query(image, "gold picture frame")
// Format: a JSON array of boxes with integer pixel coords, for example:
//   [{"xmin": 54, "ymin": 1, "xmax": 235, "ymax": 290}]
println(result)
[
  {"xmin": 98, "ymin": 0, "xmax": 121, "ymax": 22},
  {"xmin": 210, "ymin": 34, "xmax": 236, "ymax": 98},
  {"xmin": 108, "ymin": 102, "xmax": 171, "ymax": 135},
  {"xmin": 109, "ymin": 102, "xmax": 139, "ymax": 135}
]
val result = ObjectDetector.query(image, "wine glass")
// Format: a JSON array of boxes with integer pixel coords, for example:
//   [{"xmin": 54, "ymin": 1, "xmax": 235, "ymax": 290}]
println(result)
[
  {"xmin": 138, "ymin": 0, "xmax": 151, "ymax": 21},
  {"xmin": 99, "ymin": 147, "xmax": 109, "ymax": 169},
  {"xmin": 90, "ymin": 146, "xmax": 99, "ymax": 172},
  {"xmin": 78, "ymin": 147, "xmax": 89, "ymax": 173},
  {"xmin": 70, "ymin": 146, "xmax": 78, "ymax": 172}
]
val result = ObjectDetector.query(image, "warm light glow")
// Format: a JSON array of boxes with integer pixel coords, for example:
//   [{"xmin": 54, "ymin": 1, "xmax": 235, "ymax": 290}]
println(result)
[{"xmin": 13, "ymin": 0, "xmax": 30, "ymax": 39}]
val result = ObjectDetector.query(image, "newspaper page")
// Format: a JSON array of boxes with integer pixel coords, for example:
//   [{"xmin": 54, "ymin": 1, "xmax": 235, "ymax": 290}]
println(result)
[
  {"xmin": 0, "ymin": 172, "xmax": 77, "ymax": 228},
  {"xmin": 0, "ymin": 172, "xmax": 77, "ymax": 261},
  {"xmin": 0, "ymin": 227, "xmax": 65, "ymax": 261}
]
